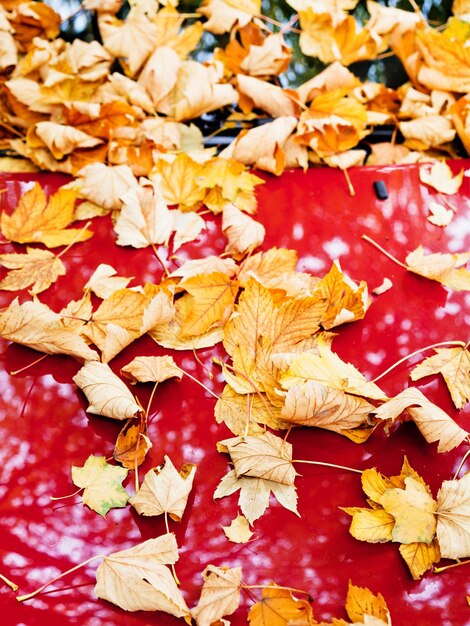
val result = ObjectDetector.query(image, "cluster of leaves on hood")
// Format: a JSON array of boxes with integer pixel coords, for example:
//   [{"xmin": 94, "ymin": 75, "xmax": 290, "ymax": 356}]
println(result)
[
  {"xmin": 0, "ymin": 0, "xmax": 470, "ymax": 177},
  {"xmin": 0, "ymin": 0, "xmax": 469, "ymax": 624}
]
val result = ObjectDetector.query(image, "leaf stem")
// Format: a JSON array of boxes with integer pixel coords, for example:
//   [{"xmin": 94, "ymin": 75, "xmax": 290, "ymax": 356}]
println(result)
[
  {"xmin": 213, "ymin": 358, "xmax": 273, "ymax": 416},
  {"xmin": 342, "ymin": 168, "xmax": 355, "ymax": 197},
  {"xmin": 177, "ymin": 366, "xmax": 220, "ymax": 400},
  {"xmin": 254, "ymin": 12, "xmax": 301, "ymax": 34},
  {"xmin": 371, "ymin": 340, "xmax": 467, "ymax": 383},
  {"xmin": 1, "ymin": 573, "xmax": 18, "ymax": 591},
  {"xmin": 361, "ymin": 235, "xmax": 407, "ymax": 269},
  {"xmin": 57, "ymin": 221, "xmax": 92, "ymax": 259},
  {"xmin": 151, "ymin": 244, "xmax": 170, "ymax": 276},
  {"xmin": 242, "ymin": 583, "xmax": 311, "ymax": 596},
  {"xmin": 293, "ymin": 459, "xmax": 363, "ymax": 474},
  {"xmin": 16, "ymin": 555, "xmax": 103, "ymax": 602},
  {"xmin": 434, "ymin": 559, "xmax": 470, "ymax": 574},
  {"xmin": 50, "ymin": 486, "xmax": 83, "ymax": 501},
  {"xmin": 10, "ymin": 354, "xmax": 48, "ymax": 376},
  {"xmin": 453, "ymin": 446, "xmax": 470, "ymax": 480}
]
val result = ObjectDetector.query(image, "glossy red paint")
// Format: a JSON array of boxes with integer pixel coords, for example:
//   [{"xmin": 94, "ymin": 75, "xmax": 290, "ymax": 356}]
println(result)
[{"xmin": 0, "ymin": 162, "xmax": 469, "ymax": 626}]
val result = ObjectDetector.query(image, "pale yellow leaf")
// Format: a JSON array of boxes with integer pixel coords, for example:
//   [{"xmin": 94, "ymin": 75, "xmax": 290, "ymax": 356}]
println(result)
[
  {"xmin": 114, "ymin": 178, "xmax": 174, "ymax": 248},
  {"xmin": 436, "ymin": 473, "xmax": 470, "ymax": 559},
  {"xmin": 95, "ymin": 534, "xmax": 190, "ymax": 618},
  {"xmin": 372, "ymin": 387, "xmax": 469, "ymax": 451},
  {"xmin": 237, "ymin": 74, "xmax": 298, "ymax": 118},
  {"xmin": 405, "ymin": 245, "xmax": 470, "ymax": 291},
  {"xmin": 420, "ymin": 161, "xmax": 464, "ymax": 194},
  {"xmin": 222, "ymin": 514, "xmax": 254, "ymax": 544},
  {"xmin": 172, "ymin": 211, "xmax": 206, "ymax": 252},
  {"xmin": 427, "ymin": 202, "xmax": 454, "ymax": 227},
  {"xmin": 191, "ymin": 565, "xmax": 242, "ymax": 626},
  {"xmin": 410, "ymin": 346, "xmax": 470, "ymax": 409},
  {"xmin": 130, "ymin": 455, "xmax": 196, "ymax": 521},
  {"xmin": 222, "ymin": 203, "xmax": 265, "ymax": 258},
  {"xmin": 217, "ymin": 431, "xmax": 297, "ymax": 486},
  {"xmin": 342, "ymin": 507, "xmax": 395, "ymax": 543},
  {"xmin": 0, "ymin": 298, "xmax": 98, "ymax": 362},
  {"xmin": 399, "ymin": 116, "xmax": 456, "ymax": 150},
  {"xmin": 84, "ymin": 264, "xmax": 132, "ymax": 299},
  {"xmin": 198, "ymin": 0, "xmax": 260, "ymax": 34},
  {"xmin": 121, "ymin": 355, "xmax": 182, "ymax": 384},
  {"xmin": 0, "ymin": 247, "xmax": 65, "ymax": 295},
  {"xmin": 71, "ymin": 454, "xmax": 129, "ymax": 516},
  {"xmin": 73, "ymin": 361, "xmax": 142, "ymax": 419},
  {"xmin": 76, "ymin": 163, "xmax": 138, "ymax": 211}
]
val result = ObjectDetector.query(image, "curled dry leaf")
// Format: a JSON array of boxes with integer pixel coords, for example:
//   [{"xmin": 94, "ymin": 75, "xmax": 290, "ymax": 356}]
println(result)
[
  {"xmin": 191, "ymin": 564, "xmax": 242, "ymax": 626},
  {"xmin": 220, "ymin": 116, "xmax": 298, "ymax": 175},
  {"xmin": 372, "ymin": 277, "xmax": 393, "ymax": 295},
  {"xmin": 121, "ymin": 355, "xmax": 182, "ymax": 384},
  {"xmin": 410, "ymin": 345, "xmax": 470, "ymax": 409},
  {"xmin": 0, "ymin": 247, "xmax": 65, "ymax": 295},
  {"xmin": 0, "ymin": 298, "xmax": 99, "ymax": 361},
  {"xmin": 1, "ymin": 182, "xmax": 92, "ymax": 248},
  {"xmin": 198, "ymin": 0, "xmax": 260, "ymax": 34},
  {"xmin": 222, "ymin": 514, "xmax": 254, "ymax": 544},
  {"xmin": 217, "ymin": 431, "xmax": 297, "ymax": 486},
  {"xmin": 84, "ymin": 263, "xmax": 132, "ymax": 299},
  {"xmin": 73, "ymin": 361, "xmax": 142, "ymax": 420},
  {"xmin": 71, "ymin": 454, "xmax": 129, "ymax": 516},
  {"xmin": 222, "ymin": 203, "xmax": 265, "ymax": 258},
  {"xmin": 237, "ymin": 73, "xmax": 299, "ymax": 118},
  {"xmin": 113, "ymin": 417, "xmax": 152, "ymax": 469},
  {"xmin": 95, "ymin": 533, "xmax": 190, "ymax": 619},
  {"xmin": 372, "ymin": 387, "xmax": 469, "ymax": 452},
  {"xmin": 129, "ymin": 455, "xmax": 196, "ymax": 521},
  {"xmin": 114, "ymin": 178, "xmax": 174, "ymax": 248},
  {"xmin": 405, "ymin": 245, "xmax": 470, "ymax": 291},
  {"xmin": 76, "ymin": 163, "xmax": 138, "ymax": 211}
]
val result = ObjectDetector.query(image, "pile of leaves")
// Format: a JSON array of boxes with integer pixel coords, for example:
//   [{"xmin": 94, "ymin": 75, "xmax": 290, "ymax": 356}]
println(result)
[
  {"xmin": 0, "ymin": 0, "xmax": 469, "ymax": 624},
  {"xmin": 0, "ymin": 0, "xmax": 470, "ymax": 176}
]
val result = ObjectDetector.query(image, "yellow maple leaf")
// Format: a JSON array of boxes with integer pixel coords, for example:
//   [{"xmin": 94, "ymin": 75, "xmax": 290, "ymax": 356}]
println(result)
[
  {"xmin": 313, "ymin": 260, "xmax": 369, "ymax": 329},
  {"xmin": 179, "ymin": 272, "xmax": 239, "ymax": 337},
  {"xmin": 0, "ymin": 247, "xmax": 65, "ymax": 295},
  {"xmin": 1, "ymin": 183, "xmax": 92, "ymax": 247},
  {"xmin": 410, "ymin": 346, "xmax": 470, "ymax": 409},
  {"xmin": 248, "ymin": 585, "xmax": 313, "ymax": 626},
  {"xmin": 399, "ymin": 539, "xmax": 441, "ymax": 580},
  {"xmin": 372, "ymin": 387, "xmax": 469, "ymax": 452},
  {"xmin": 222, "ymin": 203, "xmax": 265, "ymax": 258},
  {"xmin": 299, "ymin": 9, "xmax": 382, "ymax": 65},
  {"xmin": 150, "ymin": 154, "xmax": 206, "ymax": 210},
  {"xmin": 345, "ymin": 581, "xmax": 391, "ymax": 625}
]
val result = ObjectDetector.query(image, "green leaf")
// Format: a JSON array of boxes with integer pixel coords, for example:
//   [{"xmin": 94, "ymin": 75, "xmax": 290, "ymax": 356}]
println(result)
[{"xmin": 71, "ymin": 455, "xmax": 129, "ymax": 516}]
